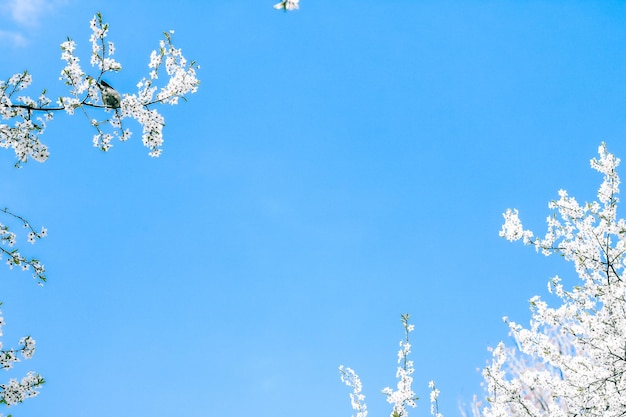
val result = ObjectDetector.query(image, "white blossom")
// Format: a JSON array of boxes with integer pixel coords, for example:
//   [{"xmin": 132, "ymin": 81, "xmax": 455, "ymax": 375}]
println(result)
[
  {"xmin": 429, "ymin": 381, "xmax": 443, "ymax": 417},
  {"xmin": 0, "ymin": 308, "xmax": 42, "ymax": 407},
  {"xmin": 3, "ymin": 13, "xmax": 198, "ymax": 164},
  {"xmin": 382, "ymin": 314, "xmax": 418, "ymax": 417},
  {"xmin": 340, "ymin": 366, "xmax": 368, "ymax": 417},
  {"xmin": 0, "ymin": 13, "xmax": 199, "ymax": 414},
  {"xmin": 341, "ymin": 315, "xmax": 424, "ymax": 417},
  {"xmin": 0, "ymin": 208, "xmax": 46, "ymax": 283},
  {"xmin": 481, "ymin": 143, "xmax": 626, "ymax": 417},
  {"xmin": 1, "ymin": 371, "xmax": 44, "ymax": 406},
  {"xmin": 274, "ymin": 0, "xmax": 299, "ymax": 11}
]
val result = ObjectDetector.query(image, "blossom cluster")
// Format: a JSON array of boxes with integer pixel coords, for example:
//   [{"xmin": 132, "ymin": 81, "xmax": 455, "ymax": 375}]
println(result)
[
  {"xmin": 0, "ymin": 12, "xmax": 198, "ymax": 414},
  {"xmin": 480, "ymin": 143, "xmax": 626, "ymax": 416},
  {"xmin": 382, "ymin": 314, "xmax": 418, "ymax": 417},
  {"xmin": 428, "ymin": 381, "xmax": 443, "ymax": 417},
  {"xmin": 0, "ymin": 308, "xmax": 43, "ymax": 407},
  {"xmin": 1, "ymin": 371, "xmax": 45, "ymax": 406},
  {"xmin": 0, "ymin": 208, "xmax": 47, "ymax": 284},
  {"xmin": 58, "ymin": 12, "xmax": 199, "ymax": 157},
  {"xmin": 1, "ymin": 12, "xmax": 199, "ymax": 165},
  {"xmin": 273, "ymin": 0, "xmax": 299, "ymax": 11},
  {"xmin": 340, "ymin": 315, "xmax": 442, "ymax": 417},
  {"xmin": 340, "ymin": 366, "xmax": 368, "ymax": 417},
  {"xmin": 0, "ymin": 71, "xmax": 52, "ymax": 166},
  {"xmin": 0, "ymin": 208, "xmax": 46, "ymax": 414}
]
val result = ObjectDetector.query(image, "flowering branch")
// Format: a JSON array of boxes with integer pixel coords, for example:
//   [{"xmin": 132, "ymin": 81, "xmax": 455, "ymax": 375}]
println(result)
[
  {"xmin": 0, "ymin": 306, "xmax": 44, "ymax": 409},
  {"xmin": 340, "ymin": 315, "xmax": 440, "ymax": 417},
  {"xmin": 481, "ymin": 142, "xmax": 626, "ymax": 416},
  {"xmin": 0, "ymin": 12, "xmax": 199, "ymax": 415},
  {"xmin": 428, "ymin": 380, "xmax": 443, "ymax": 417},
  {"xmin": 340, "ymin": 366, "xmax": 368, "ymax": 417},
  {"xmin": 382, "ymin": 313, "xmax": 419, "ymax": 417},
  {"xmin": 1, "ymin": 12, "xmax": 199, "ymax": 165},
  {"xmin": 0, "ymin": 208, "xmax": 47, "ymax": 284}
]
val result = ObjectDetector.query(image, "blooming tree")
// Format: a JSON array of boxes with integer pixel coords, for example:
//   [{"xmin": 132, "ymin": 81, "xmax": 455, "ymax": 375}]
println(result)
[
  {"xmin": 0, "ymin": 12, "xmax": 198, "ymax": 415},
  {"xmin": 340, "ymin": 314, "xmax": 443, "ymax": 417},
  {"xmin": 342, "ymin": 144, "xmax": 626, "ymax": 417},
  {"xmin": 478, "ymin": 143, "xmax": 626, "ymax": 416}
]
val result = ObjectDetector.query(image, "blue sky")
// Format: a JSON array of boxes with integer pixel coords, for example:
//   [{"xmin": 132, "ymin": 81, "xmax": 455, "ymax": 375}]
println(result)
[{"xmin": 1, "ymin": 1, "xmax": 626, "ymax": 416}]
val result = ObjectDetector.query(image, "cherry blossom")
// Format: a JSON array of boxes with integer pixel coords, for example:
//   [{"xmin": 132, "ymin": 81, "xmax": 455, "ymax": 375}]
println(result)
[
  {"xmin": 1, "ymin": 12, "xmax": 198, "ymax": 166},
  {"xmin": 340, "ymin": 366, "xmax": 368, "ymax": 417},
  {"xmin": 0, "ymin": 12, "xmax": 199, "ymax": 414},
  {"xmin": 341, "ymin": 315, "xmax": 435, "ymax": 417},
  {"xmin": 0, "ymin": 208, "xmax": 46, "ymax": 284},
  {"xmin": 274, "ymin": 0, "xmax": 299, "ymax": 11},
  {"xmin": 479, "ymin": 143, "xmax": 626, "ymax": 416}
]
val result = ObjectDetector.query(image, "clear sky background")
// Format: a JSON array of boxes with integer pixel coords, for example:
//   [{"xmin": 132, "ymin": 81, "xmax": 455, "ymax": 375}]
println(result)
[{"xmin": 1, "ymin": 1, "xmax": 626, "ymax": 416}]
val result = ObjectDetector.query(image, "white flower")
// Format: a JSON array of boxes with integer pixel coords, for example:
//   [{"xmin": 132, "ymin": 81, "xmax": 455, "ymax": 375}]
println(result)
[
  {"xmin": 274, "ymin": 0, "xmax": 299, "ymax": 11},
  {"xmin": 339, "ymin": 366, "xmax": 368, "ymax": 417},
  {"xmin": 483, "ymin": 143, "xmax": 626, "ymax": 416}
]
